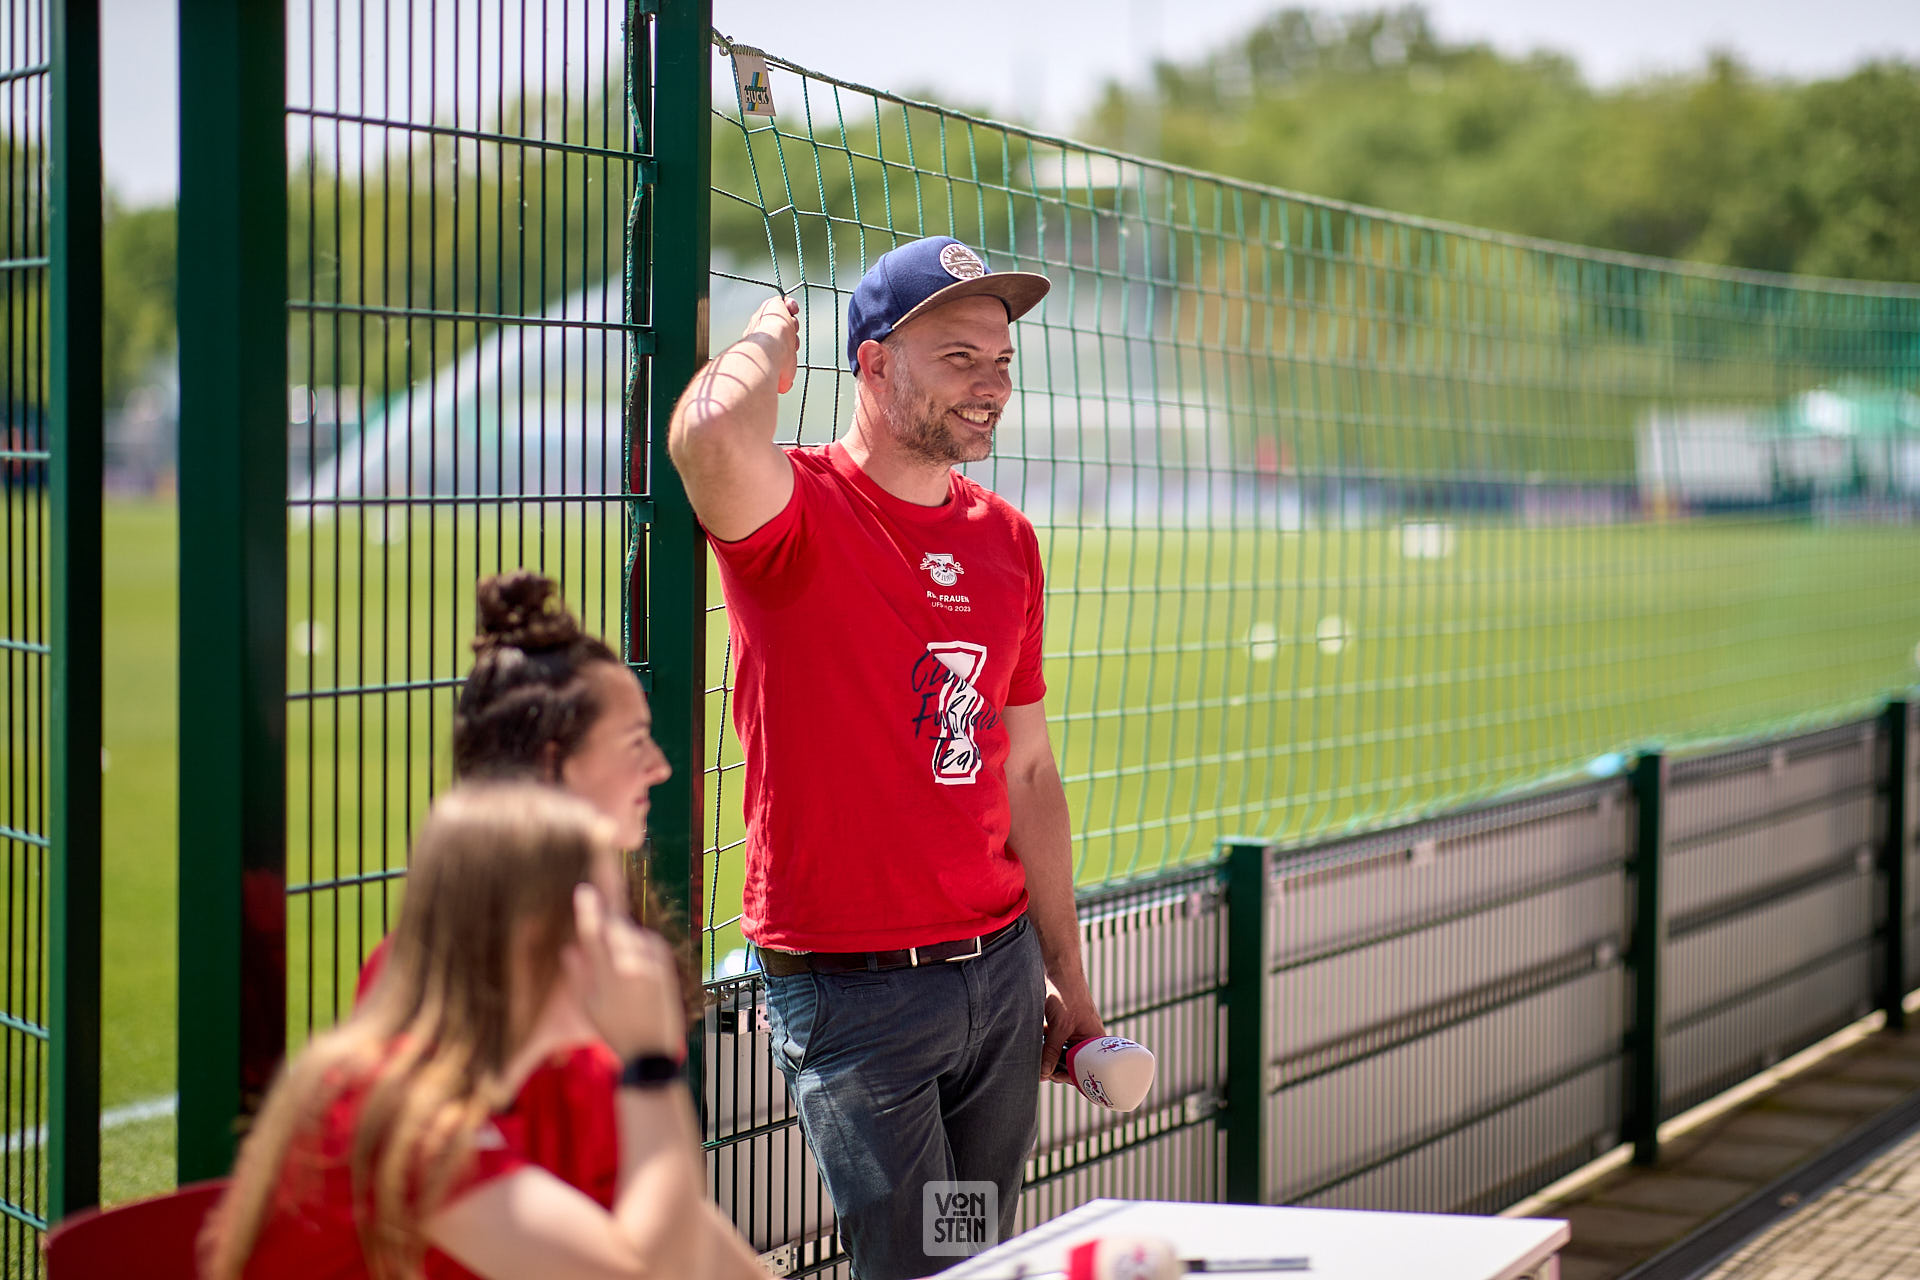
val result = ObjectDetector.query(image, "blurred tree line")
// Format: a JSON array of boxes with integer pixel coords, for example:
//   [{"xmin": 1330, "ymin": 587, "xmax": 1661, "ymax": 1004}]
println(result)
[
  {"xmin": 102, "ymin": 200, "xmax": 175, "ymax": 407},
  {"xmin": 284, "ymin": 86, "xmax": 627, "ymax": 399},
  {"xmin": 1087, "ymin": 6, "xmax": 1920, "ymax": 284},
  {"xmin": 75, "ymin": 3, "xmax": 1920, "ymax": 414},
  {"xmin": 87, "ymin": 87, "xmax": 626, "ymax": 415}
]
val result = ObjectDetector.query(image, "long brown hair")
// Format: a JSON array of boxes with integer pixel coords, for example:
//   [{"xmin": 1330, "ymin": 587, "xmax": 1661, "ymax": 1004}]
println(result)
[
  {"xmin": 453, "ymin": 570, "xmax": 699, "ymax": 1016},
  {"xmin": 201, "ymin": 785, "xmax": 624, "ymax": 1280}
]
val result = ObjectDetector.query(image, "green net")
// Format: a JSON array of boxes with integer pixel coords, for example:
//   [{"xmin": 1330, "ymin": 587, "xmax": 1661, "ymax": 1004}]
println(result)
[{"xmin": 698, "ymin": 36, "xmax": 1920, "ymax": 973}]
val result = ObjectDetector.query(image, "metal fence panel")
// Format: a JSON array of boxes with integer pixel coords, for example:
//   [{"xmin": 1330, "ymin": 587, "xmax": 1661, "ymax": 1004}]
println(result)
[
  {"xmin": 1663, "ymin": 903, "xmax": 1876, "ymax": 1115},
  {"xmin": 702, "ymin": 977, "xmax": 837, "ymax": 1260},
  {"xmin": 1663, "ymin": 726, "xmax": 1880, "ymax": 853},
  {"xmin": 1665, "ymin": 790, "xmax": 1875, "ymax": 923},
  {"xmin": 1294, "ymin": 1036, "xmax": 1625, "ymax": 1217},
  {"xmin": 2, "ymin": 0, "xmax": 100, "ymax": 1263},
  {"xmin": 700, "ymin": 866, "xmax": 1225, "ymax": 1277},
  {"xmin": 1260, "ymin": 783, "xmax": 1630, "ymax": 1215},
  {"xmin": 1024, "ymin": 869, "xmax": 1225, "ymax": 1206},
  {"xmin": 674, "ymin": 19, "xmax": 1920, "ymax": 1253},
  {"xmin": 175, "ymin": 0, "xmax": 291, "ymax": 1183},
  {"xmin": 691, "ymin": 719, "xmax": 1920, "ymax": 1246},
  {"xmin": 1661, "ymin": 721, "xmax": 1885, "ymax": 1117},
  {"xmin": 1041, "ymin": 875, "xmax": 1224, "ymax": 1153},
  {"xmin": 280, "ymin": 0, "xmax": 640, "ymax": 1048},
  {"xmin": 693, "ymin": 26, "xmax": 1920, "ymax": 977}
]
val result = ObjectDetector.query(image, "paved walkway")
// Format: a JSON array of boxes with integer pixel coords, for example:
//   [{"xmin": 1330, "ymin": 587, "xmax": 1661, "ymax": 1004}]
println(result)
[
  {"xmin": 1521, "ymin": 1018, "xmax": 1920, "ymax": 1280},
  {"xmin": 1701, "ymin": 1121, "xmax": 1920, "ymax": 1280}
]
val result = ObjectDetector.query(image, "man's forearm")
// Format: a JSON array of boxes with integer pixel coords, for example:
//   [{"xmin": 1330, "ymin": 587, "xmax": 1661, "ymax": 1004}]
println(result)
[
  {"xmin": 1007, "ymin": 765, "xmax": 1089, "ymax": 995},
  {"xmin": 668, "ymin": 328, "xmax": 785, "ymax": 455},
  {"xmin": 665, "ymin": 296, "xmax": 798, "ymax": 542}
]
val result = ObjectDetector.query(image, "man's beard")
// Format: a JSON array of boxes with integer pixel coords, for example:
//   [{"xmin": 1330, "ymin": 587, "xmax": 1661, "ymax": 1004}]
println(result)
[{"xmin": 886, "ymin": 361, "xmax": 996, "ymax": 465}]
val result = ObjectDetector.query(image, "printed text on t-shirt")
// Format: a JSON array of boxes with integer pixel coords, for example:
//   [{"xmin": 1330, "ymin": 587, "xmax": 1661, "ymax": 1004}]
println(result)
[{"xmin": 911, "ymin": 643, "xmax": 999, "ymax": 784}]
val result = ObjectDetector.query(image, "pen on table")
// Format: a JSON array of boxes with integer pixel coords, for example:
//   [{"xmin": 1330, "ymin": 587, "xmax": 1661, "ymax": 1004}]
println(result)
[{"xmin": 998, "ymin": 1259, "xmax": 1312, "ymax": 1279}]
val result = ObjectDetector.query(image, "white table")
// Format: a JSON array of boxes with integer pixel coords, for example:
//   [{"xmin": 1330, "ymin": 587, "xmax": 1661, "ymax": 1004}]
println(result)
[{"xmin": 940, "ymin": 1199, "xmax": 1569, "ymax": 1280}]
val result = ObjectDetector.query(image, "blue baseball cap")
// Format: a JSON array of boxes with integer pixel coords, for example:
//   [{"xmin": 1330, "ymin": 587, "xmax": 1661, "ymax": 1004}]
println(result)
[{"xmin": 845, "ymin": 236, "xmax": 1050, "ymax": 372}]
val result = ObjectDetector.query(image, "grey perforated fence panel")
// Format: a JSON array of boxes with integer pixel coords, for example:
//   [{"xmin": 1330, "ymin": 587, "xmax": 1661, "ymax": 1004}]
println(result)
[
  {"xmin": 694, "ymin": 710, "xmax": 1920, "ymax": 1267},
  {"xmin": 702, "ymin": 976, "xmax": 838, "ymax": 1273},
  {"xmin": 1016, "ymin": 870, "xmax": 1227, "ymax": 1229},
  {"xmin": 1262, "ymin": 781, "xmax": 1632, "ymax": 1214},
  {"xmin": 700, "ymin": 866, "xmax": 1226, "ymax": 1278},
  {"xmin": 1661, "ymin": 721, "xmax": 1886, "ymax": 1119}
]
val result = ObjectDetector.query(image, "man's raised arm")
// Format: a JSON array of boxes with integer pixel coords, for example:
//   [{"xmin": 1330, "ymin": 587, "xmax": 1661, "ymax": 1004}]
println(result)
[{"xmin": 667, "ymin": 295, "xmax": 800, "ymax": 543}]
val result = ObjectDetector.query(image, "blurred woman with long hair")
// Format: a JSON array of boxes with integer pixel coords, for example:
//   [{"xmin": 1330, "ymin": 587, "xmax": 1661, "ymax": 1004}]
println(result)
[
  {"xmin": 202, "ymin": 784, "xmax": 758, "ymax": 1279},
  {"xmin": 344, "ymin": 571, "xmax": 702, "ymax": 1211}
]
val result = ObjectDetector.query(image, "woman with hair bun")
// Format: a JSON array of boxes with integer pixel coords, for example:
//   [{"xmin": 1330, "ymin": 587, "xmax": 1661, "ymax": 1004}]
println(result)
[
  {"xmin": 202, "ymin": 784, "xmax": 762, "ymax": 1280},
  {"xmin": 360, "ymin": 571, "xmax": 691, "ymax": 990},
  {"xmin": 316, "ymin": 572, "xmax": 749, "ymax": 1277},
  {"xmin": 360, "ymin": 568, "xmax": 687, "ymax": 1002},
  {"xmin": 457, "ymin": 568, "xmax": 664, "ymax": 855}
]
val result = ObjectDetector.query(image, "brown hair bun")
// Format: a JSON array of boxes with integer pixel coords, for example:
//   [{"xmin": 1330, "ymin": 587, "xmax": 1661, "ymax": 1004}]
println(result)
[
  {"xmin": 456, "ymin": 572, "xmax": 619, "ymax": 783},
  {"xmin": 473, "ymin": 569, "xmax": 583, "ymax": 655}
]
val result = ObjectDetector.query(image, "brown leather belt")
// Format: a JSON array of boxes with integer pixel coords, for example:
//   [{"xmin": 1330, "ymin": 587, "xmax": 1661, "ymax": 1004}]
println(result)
[{"xmin": 758, "ymin": 916, "xmax": 1024, "ymax": 977}]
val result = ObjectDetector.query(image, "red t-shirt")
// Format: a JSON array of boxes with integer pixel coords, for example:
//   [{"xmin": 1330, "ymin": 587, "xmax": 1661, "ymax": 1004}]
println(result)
[
  {"xmin": 348, "ymin": 940, "xmax": 623, "ymax": 1280},
  {"xmin": 242, "ymin": 1059, "xmax": 530, "ymax": 1280},
  {"xmin": 413, "ymin": 1042, "xmax": 619, "ymax": 1280},
  {"xmin": 708, "ymin": 442, "xmax": 1047, "ymax": 951}
]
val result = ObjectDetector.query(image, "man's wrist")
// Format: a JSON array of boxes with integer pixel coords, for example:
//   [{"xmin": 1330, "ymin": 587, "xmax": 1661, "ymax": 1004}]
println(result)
[{"xmin": 1043, "ymin": 962, "xmax": 1093, "ymax": 1001}]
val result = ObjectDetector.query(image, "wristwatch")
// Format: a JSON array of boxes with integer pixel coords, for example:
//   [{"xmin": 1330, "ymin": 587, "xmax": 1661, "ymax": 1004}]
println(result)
[{"xmin": 618, "ymin": 1053, "xmax": 684, "ymax": 1090}]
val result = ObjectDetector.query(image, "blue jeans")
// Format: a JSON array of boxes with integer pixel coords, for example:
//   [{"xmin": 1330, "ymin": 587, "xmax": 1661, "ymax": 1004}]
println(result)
[{"xmin": 761, "ymin": 917, "xmax": 1046, "ymax": 1280}]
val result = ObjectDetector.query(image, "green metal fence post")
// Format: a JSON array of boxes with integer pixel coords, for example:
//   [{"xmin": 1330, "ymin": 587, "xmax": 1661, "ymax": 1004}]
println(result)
[
  {"xmin": 1885, "ymin": 699, "xmax": 1913, "ymax": 1030},
  {"xmin": 47, "ymin": 0, "xmax": 103, "ymax": 1224},
  {"xmin": 1629, "ymin": 750, "xmax": 1666, "ymax": 1166},
  {"xmin": 643, "ymin": 0, "xmax": 713, "ymax": 1065},
  {"xmin": 1221, "ymin": 840, "xmax": 1271, "ymax": 1203},
  {"xmin": 176, "ymin": 0, "xmax": 289, "ymax": 1181}
]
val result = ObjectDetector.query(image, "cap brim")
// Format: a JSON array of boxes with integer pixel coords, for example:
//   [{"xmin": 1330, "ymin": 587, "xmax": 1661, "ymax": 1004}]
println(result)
[{"xmin": 889, "ymin": 271, "xmax": 1051, "ymax": 336}]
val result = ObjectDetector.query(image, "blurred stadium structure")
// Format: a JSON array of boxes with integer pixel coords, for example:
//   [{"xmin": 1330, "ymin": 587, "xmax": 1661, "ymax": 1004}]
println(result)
[{"xmin": 1638, "ymin": 386, "xmax": 1920, "ymax": 512}]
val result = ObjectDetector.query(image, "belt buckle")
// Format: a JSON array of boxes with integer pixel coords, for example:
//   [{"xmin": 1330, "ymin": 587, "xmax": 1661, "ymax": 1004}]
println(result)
[{"xmin": 944, "ymin": 935, "xmax": 984, "ymax": 963}]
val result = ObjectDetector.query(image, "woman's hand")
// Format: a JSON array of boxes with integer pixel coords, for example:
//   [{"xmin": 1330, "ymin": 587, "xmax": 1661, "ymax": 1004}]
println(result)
[{"xmin": 562, "ymin": 884, "xmax": 686, "ymax": 1061}]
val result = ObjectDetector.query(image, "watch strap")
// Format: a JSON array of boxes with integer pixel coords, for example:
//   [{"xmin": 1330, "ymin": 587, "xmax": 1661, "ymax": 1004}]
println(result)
[{"xmin": 618, "ymin": 1053, "xmax": 683, "ymax": 1089}]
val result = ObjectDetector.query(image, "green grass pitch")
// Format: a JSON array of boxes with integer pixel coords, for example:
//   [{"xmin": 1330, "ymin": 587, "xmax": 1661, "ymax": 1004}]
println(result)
[{"xmin": 5, "ymin": 496, "xmax": 1917, "ymax": 1209}]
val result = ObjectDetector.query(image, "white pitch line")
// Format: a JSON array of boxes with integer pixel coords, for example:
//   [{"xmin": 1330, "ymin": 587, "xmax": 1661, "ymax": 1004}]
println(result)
[{"xmin": 2, "ymin": 1093, "xmax": 177, "ymax": 1156}]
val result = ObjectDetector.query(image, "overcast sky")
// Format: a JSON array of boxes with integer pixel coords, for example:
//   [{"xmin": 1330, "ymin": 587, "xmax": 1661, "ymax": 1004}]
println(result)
[{"xmin": 105, "ymin": 0, "xmax": 1920, "ymax": 206}]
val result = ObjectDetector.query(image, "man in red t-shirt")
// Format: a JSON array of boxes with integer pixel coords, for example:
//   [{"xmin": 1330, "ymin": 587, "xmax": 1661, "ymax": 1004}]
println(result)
[{"xmin": 669, "ymin": 236, "xmax": 1104, "ymax": 1279}]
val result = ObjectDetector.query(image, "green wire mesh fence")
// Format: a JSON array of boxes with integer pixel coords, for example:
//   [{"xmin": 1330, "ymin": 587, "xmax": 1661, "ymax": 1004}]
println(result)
[
  {"xmin": 283, "ymin": 0, "xmax": 641, "ymax": 1040},
  {"xmin": 696, "ymin": 36, "xmax": 1920, "ymax": 974},
  {"xmin": 0, "ymin": 4, "xmax": 53, "ymax": 1256},
  {"xmin": 2, "ymin": 0, "xmax": 99, "ymax": 1262}
]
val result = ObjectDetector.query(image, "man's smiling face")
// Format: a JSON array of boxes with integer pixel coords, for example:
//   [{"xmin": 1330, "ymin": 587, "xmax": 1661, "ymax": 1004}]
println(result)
[{"xmin": 877, "ymin": 294, "xmax": 1015, "ymax": 466}]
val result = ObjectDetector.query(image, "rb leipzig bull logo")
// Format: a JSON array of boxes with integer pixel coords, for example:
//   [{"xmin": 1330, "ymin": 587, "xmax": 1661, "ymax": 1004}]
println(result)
[{"xmin": 919, "ymin": 553, "xmax": 964, "ymax": 587}]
